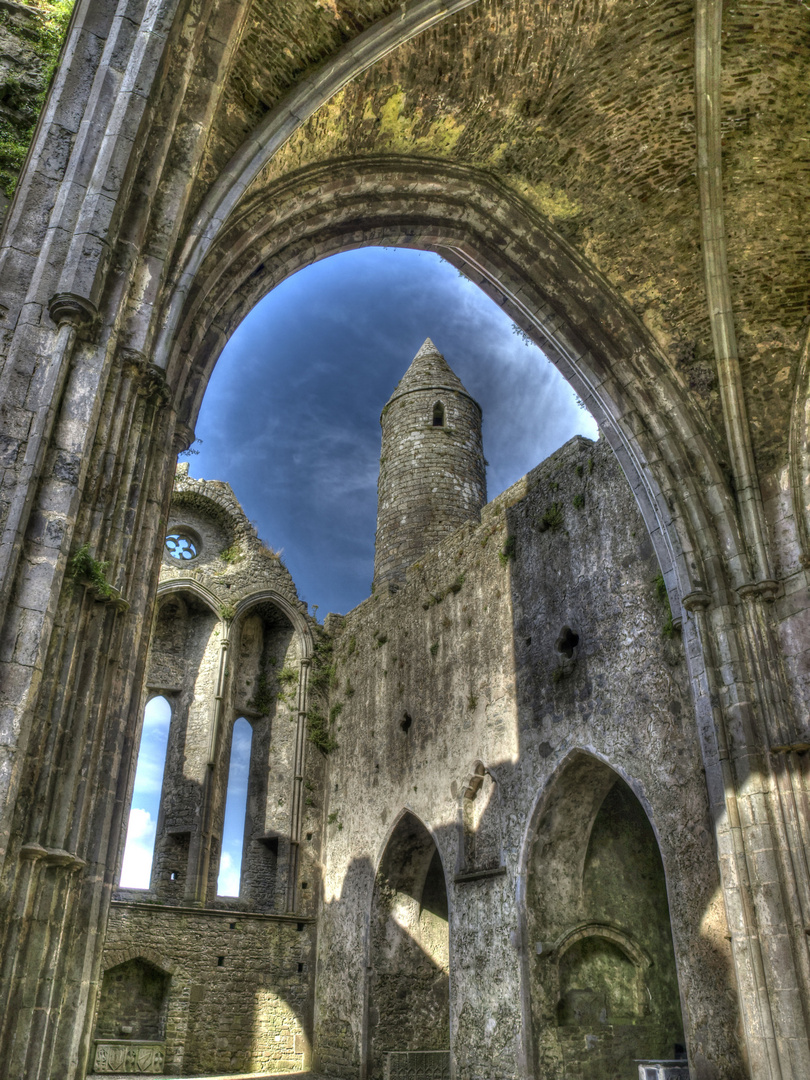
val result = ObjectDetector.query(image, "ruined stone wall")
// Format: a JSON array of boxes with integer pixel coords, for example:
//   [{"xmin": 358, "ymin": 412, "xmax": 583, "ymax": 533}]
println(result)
[
  {"xmin": 145, "ymin": 592, "xmax": 220, "ymax": 902},
  {"xmin": 93, "ymin": 471, "xmax": 325, "ymax": 1074},
  {"xmin": 99, "ymin": 904, "xmax": 315, "ymax": 1075},
  {"xmin": 0, "ymin": 2, "xmax": 807, "ymax": 1076},
  {"xmin": 315, "ymin": 435, "xmax": 742, "ymax": 1079}
]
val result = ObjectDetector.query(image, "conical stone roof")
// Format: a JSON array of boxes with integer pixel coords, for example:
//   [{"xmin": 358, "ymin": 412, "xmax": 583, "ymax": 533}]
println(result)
[{"xmin": 383, "ymin": 338, "xmax": 474, "ymax": 410}]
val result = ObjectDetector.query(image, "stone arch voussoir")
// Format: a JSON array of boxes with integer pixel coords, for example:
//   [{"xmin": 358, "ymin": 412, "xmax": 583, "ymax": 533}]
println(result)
[
  {"xmin": 157, "ymin": 156, "xmax": 745, "ymax": 615},
  {"xmin": 102, "ymin": 947, "xmax": 177, "ymax": 977}
]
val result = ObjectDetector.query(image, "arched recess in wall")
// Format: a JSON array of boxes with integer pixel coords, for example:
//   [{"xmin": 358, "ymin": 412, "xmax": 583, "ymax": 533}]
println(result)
[
  {"xmin": 92, "ymin": 955, "xmax": 171, "ymax": 1074},
  {"xmin": 366, "ymin": 811, "xmax": 450, "ymax": 1080},
  {"xmin": 521, "ymin": 753, "xmax": 686, "ymax": 1080},
  {"xmin": 157, "ymin": 156, "xmax": 748, "ymax": 615}
]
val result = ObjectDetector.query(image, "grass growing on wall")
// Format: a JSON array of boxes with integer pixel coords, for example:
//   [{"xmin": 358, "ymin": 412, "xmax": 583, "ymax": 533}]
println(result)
[
  {"xmin": 69, "ymin": 543, "xmax": 113, "ymax": 598},
  {"xmin": 0, "ymin": 0, "xmax": 73, "ymax": 198}
]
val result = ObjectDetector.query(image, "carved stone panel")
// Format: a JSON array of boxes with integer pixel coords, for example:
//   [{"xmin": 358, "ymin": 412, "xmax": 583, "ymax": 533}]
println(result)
[
  {"xmin": 92, "ymin": 1041, "xmax": 165, "ymax": 1074},
  {"xmin": 384, "ymin": 1050, "xmax": 450, "ymax": 1079}
]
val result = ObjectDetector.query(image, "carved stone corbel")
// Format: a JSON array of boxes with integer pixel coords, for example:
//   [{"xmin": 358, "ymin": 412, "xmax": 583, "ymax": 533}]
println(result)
[{"xmin": 48, "ymin": 292, "xmax": 98, "ymax": 329}]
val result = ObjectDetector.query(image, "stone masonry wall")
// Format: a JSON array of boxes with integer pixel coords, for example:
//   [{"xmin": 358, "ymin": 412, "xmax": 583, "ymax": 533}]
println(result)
[
  {"xmin": 95, "ymin": 471, "xmax": 325, "ymax": 1074},
  {"xmin": 375, "ymin": 385, "xmax": 486, "ymax": 587},
  {"xmin": 98, "ymin": 903, "xmax": 315, "ymax": 1075},
  {"xmin": 314, "ymin": 435, "xmax": 742, "ymax": 1079}
]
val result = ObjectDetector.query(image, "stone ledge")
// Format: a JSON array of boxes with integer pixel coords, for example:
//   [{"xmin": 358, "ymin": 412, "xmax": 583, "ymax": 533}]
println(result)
[{"xmin": 110, "ymin": 899, "xmax": 315, "ymax": 923}]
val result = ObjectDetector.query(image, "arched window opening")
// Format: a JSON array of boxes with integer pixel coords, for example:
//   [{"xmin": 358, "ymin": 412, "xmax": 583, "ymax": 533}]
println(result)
[
  {"xmin": 192, "ymin": 247, "xmax": 597, "ymax": 616},
  {"xmin": 120, "ymin": 696, "xmax": 172, "ymax": 889},
  {"xmin": 217, "ymin": 718, "xmax": 253, "ymax": 897},
  {"xmin": 432, "ymin": 401, "xmax": 445, "ymax": 427}
]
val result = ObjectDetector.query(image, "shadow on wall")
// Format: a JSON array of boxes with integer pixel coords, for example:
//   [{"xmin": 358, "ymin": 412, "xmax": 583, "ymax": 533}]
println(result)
[
  {"xmin": 367, "ymin": 812, "xmax": 450, "ymax": 1079},
  {"xmin": 526, "ymin": 758, "xmax": 686, "ymax": 1079},
  {"xmin": 502, "ymin": 449, "xmax": 742, "ymax": 1080},
  {"xmin": 317, "ymin": 774, "xmax": 688, "ymax": 1080}
]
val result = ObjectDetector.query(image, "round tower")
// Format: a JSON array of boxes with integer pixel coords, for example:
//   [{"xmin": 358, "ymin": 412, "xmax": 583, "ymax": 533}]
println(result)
[{"xmin": 373, "ymin": 338, "xmax": 487, "ymax": 589}]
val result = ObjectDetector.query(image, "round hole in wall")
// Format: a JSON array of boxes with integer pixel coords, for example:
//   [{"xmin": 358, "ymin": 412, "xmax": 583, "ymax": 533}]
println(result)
[{"xmin": 165, "ymin": 529, "xmax": 201, "ymax": 562}]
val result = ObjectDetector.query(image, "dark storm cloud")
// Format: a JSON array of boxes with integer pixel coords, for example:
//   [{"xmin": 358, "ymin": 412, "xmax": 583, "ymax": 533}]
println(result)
[{"xmin": 191, "ymin": 248, "xmax": 597, "ymax": 616}]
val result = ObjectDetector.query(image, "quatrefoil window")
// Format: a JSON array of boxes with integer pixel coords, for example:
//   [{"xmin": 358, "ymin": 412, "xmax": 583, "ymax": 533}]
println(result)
[{"xmin": 165, "ymin": 532, "xmax": 199, "ymax": 562}]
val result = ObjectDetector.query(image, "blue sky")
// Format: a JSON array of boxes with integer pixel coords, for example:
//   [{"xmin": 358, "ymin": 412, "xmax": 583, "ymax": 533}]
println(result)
[
  {"xmin": 121, "ymin": 246, "xmax": 597, "ymax": 891},
  {"xmin": 217, "ymin": 719, "xmax": 253, "ymax": 896},
  {"xmin": 119, "ymin": 695, "xmax": 171, "ymax": 889},
  {"xmin": 189, "ymin": 246, "xmax": 597, "ymax": 617}
]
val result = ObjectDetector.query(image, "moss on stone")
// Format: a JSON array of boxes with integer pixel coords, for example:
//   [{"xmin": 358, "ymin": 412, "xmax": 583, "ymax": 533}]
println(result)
[{"xmin": 0, "ymin": 0, "xmax": 73, "ymax": 198}]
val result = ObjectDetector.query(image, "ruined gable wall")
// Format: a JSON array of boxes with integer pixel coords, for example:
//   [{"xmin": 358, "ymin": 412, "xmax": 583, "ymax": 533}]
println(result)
[
  {"xmin": 98, "ymin": 471, "xmax": 326, "ymax": 1073},
  {"xmin": 316, "ymin": 435, "xmax": 741, "ymax": 1078}
]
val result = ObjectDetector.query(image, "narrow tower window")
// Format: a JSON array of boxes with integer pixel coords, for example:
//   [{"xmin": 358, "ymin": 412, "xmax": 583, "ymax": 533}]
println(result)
[
  {"xmin": 119, "ymin": 696, "xmax": 172, "ymax": 889},
  {"xmin": 432, "ymin": 401, "xmax": 445, "ymax": 427},
  {"xmin": 217, "ymin": 718, "xmax": 253, "ymax": 897}
]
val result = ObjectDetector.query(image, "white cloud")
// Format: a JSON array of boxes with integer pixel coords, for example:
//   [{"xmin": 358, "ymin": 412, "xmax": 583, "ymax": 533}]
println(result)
[
  {"xmin": 217, "ymin": 849, "xmax": 241, "ymax": 897},
  {"xmin": 119, "ymin": 808, "xmax": 156, "ymax": 889}
]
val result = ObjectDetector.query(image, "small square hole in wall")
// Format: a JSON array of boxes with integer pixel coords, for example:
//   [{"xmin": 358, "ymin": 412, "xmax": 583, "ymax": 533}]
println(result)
[
  {"xmin": 297, "ymin": 922, "xmax": 304, "ymax": 931},
  {"xmin": 229, "ymin": 922, "xmax": 236, "ymax": 930},
  {"xmin": 170, "ymin": 872, "xmax": 177, "ymax": 881},
  {"xmin": 298, "ymin": 963, "xmax": 304, "ymax": 973},
  {"xmin": 306, "ymin": 832, "xmax": 312, "ymax": 841},
  {"xmin": 301, "ymin": 881, "xmax": 308, "ymax": 890},
  {"xmin": 217, "ymin": 956, "xmax": 225, "ymax": 967}
]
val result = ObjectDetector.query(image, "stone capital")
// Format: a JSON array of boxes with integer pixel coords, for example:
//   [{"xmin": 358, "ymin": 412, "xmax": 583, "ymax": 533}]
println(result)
[
  {"xmin": 172, "ymin": 422, "xmax": 195, "ymax": 453},
  {"xmin": 115, "ymin": 346, "xmax": 148, "ymax": 377},
  {"xmin": 47, "ymin": 292, "xmax": 98, "ymax": 328},
  {"xmin": 736, "ymin": 579, "xmax": 782, "ymax": 603},
  {"xmin": 138, "ymin": 363, "xmax": 171, "ymax": 407},
  {"xmin": 682, "ymin": 590, "xmax": 712, "ymax": 612}
]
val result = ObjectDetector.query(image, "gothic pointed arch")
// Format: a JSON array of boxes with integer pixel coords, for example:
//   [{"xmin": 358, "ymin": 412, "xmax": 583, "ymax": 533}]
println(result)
[
  {"xmin": 366, "ymin": 810, "xmax": 450, "ymax": 1078},
  {"xmin": 520, "ymin": 752, "xmax": 687, "ymax": 1079}
]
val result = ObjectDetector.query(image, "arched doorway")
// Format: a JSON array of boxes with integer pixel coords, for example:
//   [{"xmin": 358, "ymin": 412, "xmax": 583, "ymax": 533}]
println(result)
[
  {"xmin": 526, "ymin": 755, "xmax": 686, "ymax": 1080},
  {"xmin": 367, "ymin": 812, "xmax": 450, "ymax": 1079}
]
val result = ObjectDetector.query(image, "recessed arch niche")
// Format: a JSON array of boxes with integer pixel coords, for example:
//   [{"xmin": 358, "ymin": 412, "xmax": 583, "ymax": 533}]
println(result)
[
  {"xmin": 525, "ymin": 754, "xmax": 686, "ymax": 1080},
  {"xmin": 366, "ymin": 812, "xmax": 450, "ymax": 1079},
  {"xmin": 93, "ymin": 955, "xmax": 171, "ymax": 1043}
]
